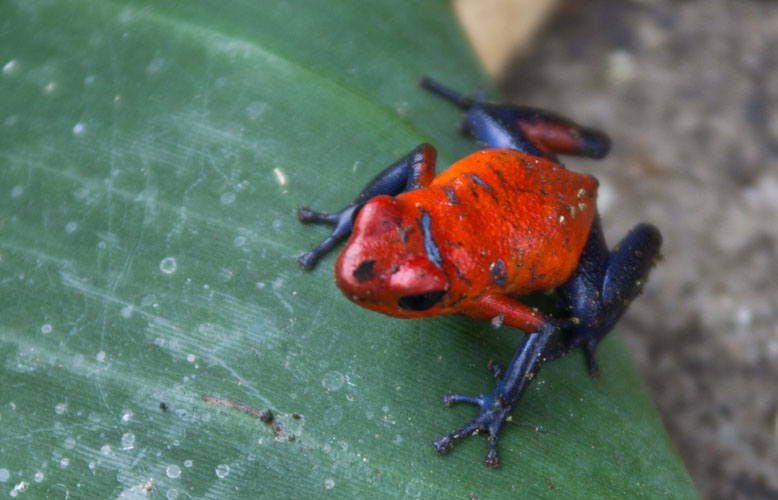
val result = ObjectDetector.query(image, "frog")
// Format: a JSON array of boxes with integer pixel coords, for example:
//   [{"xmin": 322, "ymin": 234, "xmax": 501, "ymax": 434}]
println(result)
[{"xmin": 297, "ymin": 77, "xmax": 662, "ymax": 467}]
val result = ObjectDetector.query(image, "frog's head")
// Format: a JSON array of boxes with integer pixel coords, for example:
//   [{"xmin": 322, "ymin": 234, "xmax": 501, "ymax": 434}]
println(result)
[{"xmin": 335, "ymin": 195, "xmax": 450, "ymax": 318}]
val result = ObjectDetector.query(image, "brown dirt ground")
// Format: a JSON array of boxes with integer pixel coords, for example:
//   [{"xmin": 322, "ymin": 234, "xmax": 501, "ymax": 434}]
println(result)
[{"xmin": 498, "ymin": 1, "xmax": 778, "ymax": 498}]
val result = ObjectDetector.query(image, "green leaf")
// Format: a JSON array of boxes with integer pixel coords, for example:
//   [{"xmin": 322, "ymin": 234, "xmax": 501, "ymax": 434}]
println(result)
[{"xmin": 0, "ymin": 1, "xmax": 697, "ymax": 498}]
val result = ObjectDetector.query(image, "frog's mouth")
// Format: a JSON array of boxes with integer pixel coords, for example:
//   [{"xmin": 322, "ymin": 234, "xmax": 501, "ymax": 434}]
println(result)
[{"xmin": 397, "ymin": 290, "xmax": 446, "ymax": 312}]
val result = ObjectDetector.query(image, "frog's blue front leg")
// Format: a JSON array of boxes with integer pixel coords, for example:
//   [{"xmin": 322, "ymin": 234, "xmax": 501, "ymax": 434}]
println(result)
[
  {"xmin": 297, "ymin": 143, "xmax": 436, "ymax": 269},
  {"xmin": 434, "ymin": 321, "xmax": 561, "ymax": 467}
]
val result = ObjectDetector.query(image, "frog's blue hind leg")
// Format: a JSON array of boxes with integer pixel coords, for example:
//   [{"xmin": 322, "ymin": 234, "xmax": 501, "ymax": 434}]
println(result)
[
  {"xmin": 419, "ymin": 76, "xmax": 610, "ymax": 160},
  {"xmin": 549, "ymin": 217, "xmax": 663, "ymax": 376},
  {"xmin": 297, "ymin": 143, "xmax": 436, "ymax": 269}
]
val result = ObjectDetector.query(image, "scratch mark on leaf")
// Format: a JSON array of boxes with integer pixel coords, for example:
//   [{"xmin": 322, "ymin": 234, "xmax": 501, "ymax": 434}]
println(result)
[{"xmin": 202, "ymin": 396, "xmax": 284, "ymax": 437}]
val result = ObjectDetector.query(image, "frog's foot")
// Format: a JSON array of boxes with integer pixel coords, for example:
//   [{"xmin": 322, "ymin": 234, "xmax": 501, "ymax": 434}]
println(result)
[
  {"xmin": 433, "ymin": 323, "xmax": 559, "ymax": 467},
  {"xmin": 297, "ymin": 206, "xmax": 357, "ymax": 270},
  {"xmin": 433, "ymin": 390, "xmax": 511, "ymax": 468}
]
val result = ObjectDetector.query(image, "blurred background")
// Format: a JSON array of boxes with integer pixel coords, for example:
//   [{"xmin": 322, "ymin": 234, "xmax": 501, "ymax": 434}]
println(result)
[{"xmin": 455, "ymin": 0, "xmax": 778, "ymax": 498}]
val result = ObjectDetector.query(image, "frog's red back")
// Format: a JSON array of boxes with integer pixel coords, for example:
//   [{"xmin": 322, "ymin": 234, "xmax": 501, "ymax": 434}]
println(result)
[{"xmin": 407, "ymin": 148, "xmax": 598, "ymax": 300}]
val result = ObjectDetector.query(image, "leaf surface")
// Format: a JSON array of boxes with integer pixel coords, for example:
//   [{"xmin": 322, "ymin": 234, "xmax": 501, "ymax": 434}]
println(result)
[{"xmin": 0, "ymin": 1, "xmax": 697, "ymax": 498}]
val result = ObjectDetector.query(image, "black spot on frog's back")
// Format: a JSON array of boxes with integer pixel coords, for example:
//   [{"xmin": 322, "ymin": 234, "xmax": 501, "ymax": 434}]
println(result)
[
  {"xmin": 443, "ymin": 187, "xmax": 460, "ymax": 205},
  {"xmin": 489, "ymin": 259, "xmax": 508, "ymax": 289}
]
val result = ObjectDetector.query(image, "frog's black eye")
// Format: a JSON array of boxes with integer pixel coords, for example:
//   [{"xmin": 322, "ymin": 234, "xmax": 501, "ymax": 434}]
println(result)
[{"xmin": 398, "ymin": 290, "xmax": 445, "ymax": 311}]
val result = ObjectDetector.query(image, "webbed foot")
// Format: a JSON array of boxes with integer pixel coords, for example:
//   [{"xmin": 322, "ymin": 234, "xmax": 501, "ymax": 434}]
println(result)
[
  {"xmin": 433, "ymin": 388, "xmax": 511, "ymax": 467},
  {"xmin": 432, "ymin": 323, "xmax": 560, "ymax": 467},
  {"xmin": 297, "ymin": 205, "xmax": 357, "ymax": 270}
]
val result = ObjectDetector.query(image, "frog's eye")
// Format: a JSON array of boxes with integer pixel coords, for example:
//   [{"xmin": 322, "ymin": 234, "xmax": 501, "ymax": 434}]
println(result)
[{"xmin": 397, "ymin": 290, "xmax": 445, "ymax": 311}]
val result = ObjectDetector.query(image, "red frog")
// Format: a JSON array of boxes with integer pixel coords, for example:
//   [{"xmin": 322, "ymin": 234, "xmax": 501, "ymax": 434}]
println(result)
[{"xmin": 297, "ymin": 77, "xmax": 662, "ymax": 467}]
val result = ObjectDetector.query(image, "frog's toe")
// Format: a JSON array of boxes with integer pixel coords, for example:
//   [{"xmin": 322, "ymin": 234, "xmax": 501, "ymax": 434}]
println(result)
[
  {"xmin": 487, "ymin": 359, "xmax": 504, "ymax": 379},
  {"xmin": 297, "ymin": 207, "xmax": 337, "ymax": 224},
  {"xmin": 442, "ymin": 393, "xmax": 483, "ymax": 407},
  {"xmin": 545, "ymin": 334, "xmax": 603, "ymax": 379},
  {"xmin": 484, "ymin": 433, "xmax": 501, "ymax": 468},
  {"xmin": 432, "ymin": 418, "xmax": 482, "ymax": 455},
  {"xmin": 583, "ymin": 340, "xmax": 602, "ymax": 379}
]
